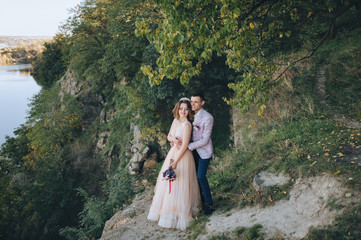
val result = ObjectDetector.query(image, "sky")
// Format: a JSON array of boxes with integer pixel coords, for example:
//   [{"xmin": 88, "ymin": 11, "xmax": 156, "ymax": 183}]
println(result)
[{"xmin": 0, "ymin": 0, "xmax": 82, "ymax": 36}]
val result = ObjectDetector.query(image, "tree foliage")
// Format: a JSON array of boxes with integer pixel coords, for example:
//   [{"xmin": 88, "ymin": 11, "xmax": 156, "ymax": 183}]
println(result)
[
  {"xmin": 32, "ymin": 34, "xmax": 67, "ymax": 88},
  {"xmin": 136, "ymin": 0, "xmax": 361, "ymax": 112},
  {"xmin": 0, "ymin": 0, "xmax": 247, "ymax": 239}
]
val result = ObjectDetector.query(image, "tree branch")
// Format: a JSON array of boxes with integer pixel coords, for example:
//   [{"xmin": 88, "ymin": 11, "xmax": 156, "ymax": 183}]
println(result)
[
  {"xmin": 191, "ymin": 4, "xmax": 208, "ymax": 22},
  {"xmin": 271, "ymin": 0, "xmax": 361, "ymax": 83},
  {"xmin": 240, "ymin": 0, "xmax": 273, "ymax": 21},
  {"xmin": 257, "ymin": 0, "xmax": 278, "ymax": 51}
]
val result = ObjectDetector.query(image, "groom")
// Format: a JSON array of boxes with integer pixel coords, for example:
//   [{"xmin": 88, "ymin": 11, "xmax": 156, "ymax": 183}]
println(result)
[{"xmin": 188, "ymin": 93, "xmax": 214, "ymax": 215}]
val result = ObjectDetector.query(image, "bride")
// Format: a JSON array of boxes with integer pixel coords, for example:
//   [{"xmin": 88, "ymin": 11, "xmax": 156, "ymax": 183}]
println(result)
[{"xmin": 147, "ymin": 97, "xmax": 201, "ymax": 230}]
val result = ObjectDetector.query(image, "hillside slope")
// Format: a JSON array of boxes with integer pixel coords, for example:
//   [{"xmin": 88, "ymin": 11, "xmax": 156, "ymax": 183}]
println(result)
[
  {"xmin": 99, "ymin": 28, "xmax": 361, "ymax": 239},
  {"xmin": 1, "ymin": 2, "xmax": 360, "ymax": 240}
]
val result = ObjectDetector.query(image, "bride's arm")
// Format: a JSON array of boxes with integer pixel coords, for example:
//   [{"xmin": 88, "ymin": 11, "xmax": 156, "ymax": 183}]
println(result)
[
  {"xmin": 167, "ymin": 119, "xmax": 177, "ymax": 145},
  {"xmin": 170, "ymin": 123, "xmax": 191, "ymax": 169}
]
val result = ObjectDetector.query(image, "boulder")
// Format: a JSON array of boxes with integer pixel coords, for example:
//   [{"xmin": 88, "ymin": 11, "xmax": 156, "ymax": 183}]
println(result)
[
  {"xmin": 59, "ymin": 70, "xmax": 83, "ymax": 100},
  {"xmin": 100, "ymin": 107, "xmax": 118, "ymax": 123},
  {"xmin": 128, "ymin": 152, "xmax": 145, "ymax": 175},
  {"xmin": 96, "ymin": 131, "xmax": 111, "ymax": 150},
  {"xmin": 125, "ymin": 142, "xmax": 132, "ymax": 157},
  {"xmin": 253, "ymin": 171, "xmax": 290, "ymax": 191},
  {"xmin": 143, "ymin": 153, "xmax": 158, "ymax": 172}
]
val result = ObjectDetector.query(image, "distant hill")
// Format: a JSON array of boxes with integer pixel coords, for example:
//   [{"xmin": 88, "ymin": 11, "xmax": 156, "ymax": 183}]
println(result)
[
  {"xmin": 0, "ymin": 36, "xmax": 51, "ymax": 48},
  {"xmin": 0, "ymin": 36, "xmax": 51, "ymax": 64}
]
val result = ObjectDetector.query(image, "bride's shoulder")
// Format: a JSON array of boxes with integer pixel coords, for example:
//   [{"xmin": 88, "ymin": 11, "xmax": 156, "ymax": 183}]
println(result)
[{"xmin": 183, "ymin": 120, "xmax": 192, "ymax": 127}]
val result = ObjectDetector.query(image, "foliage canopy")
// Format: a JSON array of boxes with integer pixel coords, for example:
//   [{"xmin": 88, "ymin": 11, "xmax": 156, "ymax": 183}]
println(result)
[{"xmin": 137, "ymin": 0, "xmax": 361, "ymax": 111}]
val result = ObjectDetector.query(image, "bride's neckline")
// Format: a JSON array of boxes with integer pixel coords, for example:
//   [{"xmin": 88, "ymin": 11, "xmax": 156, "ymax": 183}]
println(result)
[{"xmin": 178, "ymin": 118, "xmax": 188, "ymax": 123}]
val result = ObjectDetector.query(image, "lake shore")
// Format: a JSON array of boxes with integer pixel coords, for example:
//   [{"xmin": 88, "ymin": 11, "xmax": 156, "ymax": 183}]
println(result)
[{"xmin": 0, "ymin": 64, "xmax": 41, "ymax": 145}]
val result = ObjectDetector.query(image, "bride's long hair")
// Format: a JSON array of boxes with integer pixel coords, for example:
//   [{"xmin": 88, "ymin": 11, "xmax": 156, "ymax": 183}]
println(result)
[{"xmin": 172, "ymin": 99, "xmax": 194, "ymax": 122}]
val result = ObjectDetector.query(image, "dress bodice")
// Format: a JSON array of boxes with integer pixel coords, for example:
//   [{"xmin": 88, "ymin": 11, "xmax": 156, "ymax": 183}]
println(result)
[{"xmin": 171, "ymin": 119, "xmax": 190, "ymax": 139}]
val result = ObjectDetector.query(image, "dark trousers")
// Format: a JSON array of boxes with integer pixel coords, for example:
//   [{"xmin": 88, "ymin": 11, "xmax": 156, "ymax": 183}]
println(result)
[{"xmin": 193, "ymin": 151, "xmax": 213, "ymax": 206}]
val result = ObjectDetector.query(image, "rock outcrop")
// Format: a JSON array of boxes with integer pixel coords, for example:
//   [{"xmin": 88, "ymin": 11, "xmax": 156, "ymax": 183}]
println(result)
[
  {"xmin": 200, "ymin": 175, "xmax": 358, "ymax": 240},
  {"xmin": 59, "ymin": 70, "xmax": 104, "ymax": 129},
  {"xmin": 126, "ymin": 125, "xmax": 151, "ymax": 175},
  {"xmin": 99, "ymin": 174, "xmax": 358, "ymax": 240},
  {"xmin": 253, "ymin": 171, "xmax": 291, "ymax": 191},
  {"xmin": 59, "ymin": 70, "xmax": 84, "ymax": 100},
  {"xmin": 99, "ymin": 192, "xmax": 186, "ymax": 240}
]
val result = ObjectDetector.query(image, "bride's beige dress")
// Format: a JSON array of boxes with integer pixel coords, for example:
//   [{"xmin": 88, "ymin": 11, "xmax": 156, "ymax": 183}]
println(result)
[{"xmin": 147, "ymin": 119, "xmax": 201, "ymax": 230}]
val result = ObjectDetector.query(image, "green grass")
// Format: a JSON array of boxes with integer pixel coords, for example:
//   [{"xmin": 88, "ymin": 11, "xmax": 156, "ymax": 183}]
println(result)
[
  {"xmin": 320, "ymin": 29, "xmax": 361, "ymax": 121},
  {"xmin": 208, "ymin": 233, "xmax": 229, "ymax": 240},
  {"xmin": 203, "ymin": 224, "xmax": 264, "ymax": 240},
  {"xmin": 233, "ymin": 224, "xmax": 263, "ymax": 240},
  {"xmin": 210, "ymin": 115, "xmax": 361, "ymax": 208},
  {"xmin": 307, "ymin": 204, "xmax": 361, "ymax": 240},
  {"xmin": 186, "ymin": 215, "xmax": 209, "ymax": 240}
]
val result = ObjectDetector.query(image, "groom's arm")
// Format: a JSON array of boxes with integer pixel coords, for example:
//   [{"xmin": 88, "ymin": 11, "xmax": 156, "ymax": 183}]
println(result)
[{"xmin": 188, "ymin": 116, "xmax": 213, "ymax": 151}]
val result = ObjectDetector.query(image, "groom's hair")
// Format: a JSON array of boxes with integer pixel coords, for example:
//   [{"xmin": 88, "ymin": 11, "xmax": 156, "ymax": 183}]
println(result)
[{"xmin": 192, "ymin": 92, "xmax": 205, "ymax": 101}]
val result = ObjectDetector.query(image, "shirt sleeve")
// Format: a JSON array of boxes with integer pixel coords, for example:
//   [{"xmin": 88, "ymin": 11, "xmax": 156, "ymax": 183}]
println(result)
[{"xmin": 188, "ymin": 116, "xmax": 213, "ymax": 151}]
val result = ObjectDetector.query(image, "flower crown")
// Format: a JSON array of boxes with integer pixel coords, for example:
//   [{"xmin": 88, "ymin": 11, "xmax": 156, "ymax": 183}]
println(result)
[{"xmin": 179, "ymin": 97, "xmax": 191, "ymax": 102}]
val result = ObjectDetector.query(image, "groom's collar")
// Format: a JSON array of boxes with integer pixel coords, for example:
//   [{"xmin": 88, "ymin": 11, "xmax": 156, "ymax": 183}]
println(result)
[
  {"xmin": 194, "ymin": 108, "xmax": 203, "ymax": 122},
  {"xmin": 195, "ymin": 108, "xmax": 203, "ymax": 117}
]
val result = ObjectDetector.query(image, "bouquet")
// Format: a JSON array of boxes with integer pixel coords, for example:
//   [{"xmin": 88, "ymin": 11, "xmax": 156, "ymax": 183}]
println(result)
[{"xmin": 163, "ymin": 159, "xmax": 176, "ymax": 194}]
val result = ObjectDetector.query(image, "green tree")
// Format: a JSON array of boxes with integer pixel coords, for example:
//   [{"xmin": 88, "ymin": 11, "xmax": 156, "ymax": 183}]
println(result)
[
  {"xmin": 0, "ymin": 126, "xmax": 32, "ymax": 240},
  {"xmin": 32, "ymin": 34, "xmax": 67, "ymax": 88},
  {"xmin": 137, "ymin": 0, "xmax": 361, "ymax": 112}
]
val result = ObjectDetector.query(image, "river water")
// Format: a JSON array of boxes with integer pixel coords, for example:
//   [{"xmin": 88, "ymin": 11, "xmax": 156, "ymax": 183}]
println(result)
[{"xmin": 0, "ymin": 64, "xmax": 41, "ymax": 146}]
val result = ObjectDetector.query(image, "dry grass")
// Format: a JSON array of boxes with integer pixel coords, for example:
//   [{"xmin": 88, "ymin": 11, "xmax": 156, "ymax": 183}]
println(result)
[{"xmin": 233, "ymin": 66, "xmax": 316, "ymax": 150}]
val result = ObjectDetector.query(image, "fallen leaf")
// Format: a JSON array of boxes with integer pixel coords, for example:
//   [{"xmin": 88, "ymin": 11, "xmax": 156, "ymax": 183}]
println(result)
[{"xmin": 345, "ymin": 193, "xmax": 352, "ymax": 198}]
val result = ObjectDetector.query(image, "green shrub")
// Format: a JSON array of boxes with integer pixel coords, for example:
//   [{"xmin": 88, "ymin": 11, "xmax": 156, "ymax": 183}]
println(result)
[{"xmin": 32, "ymin": 34, "xmax": 67, "ymax": 88}]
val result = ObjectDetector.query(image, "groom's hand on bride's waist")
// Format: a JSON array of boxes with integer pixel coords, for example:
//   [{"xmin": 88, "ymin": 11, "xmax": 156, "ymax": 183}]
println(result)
[{"xmin": 175, "ymin": 137, "xmax": 182, "ymax": 149}]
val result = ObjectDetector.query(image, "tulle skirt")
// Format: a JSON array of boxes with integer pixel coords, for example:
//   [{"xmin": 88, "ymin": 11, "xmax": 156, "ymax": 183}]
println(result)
[{"xmin": 147, "ymin": 146, "xmax": 201, "ymax": 230}]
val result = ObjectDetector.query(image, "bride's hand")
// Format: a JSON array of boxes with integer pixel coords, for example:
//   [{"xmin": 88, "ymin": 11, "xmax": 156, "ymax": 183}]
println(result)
[{"xmin": 170, "ymin": 160, "xmax": 178, "ymax": 170}]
